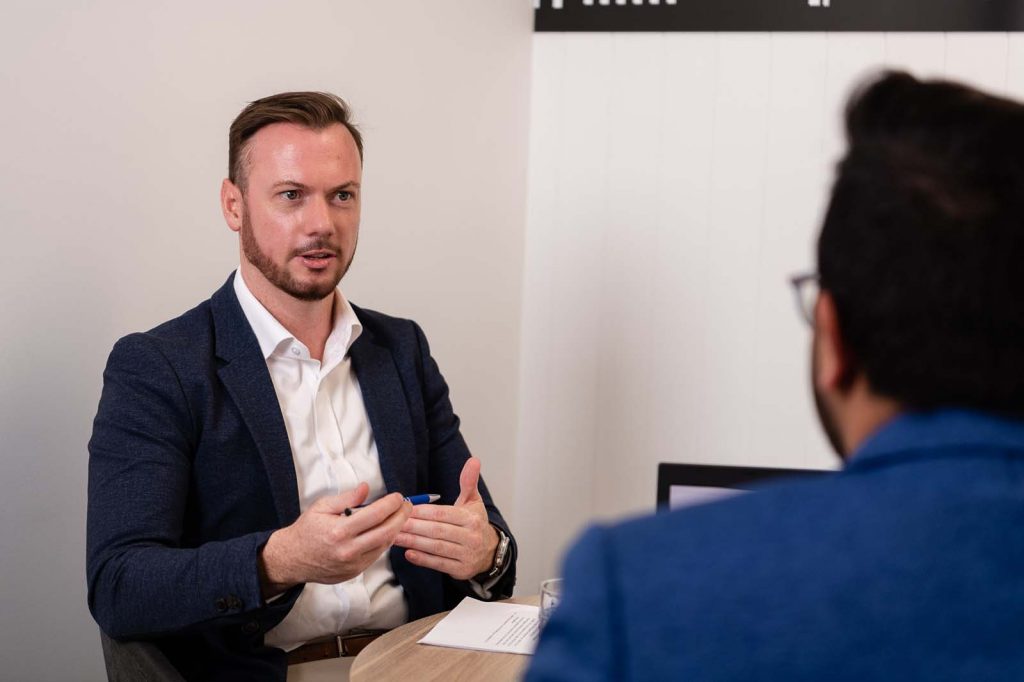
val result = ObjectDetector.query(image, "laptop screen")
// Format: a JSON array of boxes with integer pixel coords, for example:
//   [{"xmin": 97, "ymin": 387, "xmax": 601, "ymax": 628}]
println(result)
[{"xmin": 657, "ymin": 463, "xmax": 830, "ymax": 511}]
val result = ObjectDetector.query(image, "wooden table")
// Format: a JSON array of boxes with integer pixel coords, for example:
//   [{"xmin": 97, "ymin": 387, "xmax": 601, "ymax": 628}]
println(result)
[{"xmin": 350, "ymin": 595, "xmax": 540, "ymax": 682}]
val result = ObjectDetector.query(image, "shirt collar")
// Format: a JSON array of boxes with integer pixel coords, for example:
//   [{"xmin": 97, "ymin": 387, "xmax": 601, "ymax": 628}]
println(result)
[
  {"xmin": 849, "ymin": 408, "xmax": 1024, "ymax": 468},
  {"xmin": 232, "ymin": 269, "xmax": 363, "ymax": 361}
]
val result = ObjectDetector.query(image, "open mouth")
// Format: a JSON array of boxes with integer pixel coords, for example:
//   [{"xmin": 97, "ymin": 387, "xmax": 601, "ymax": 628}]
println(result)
[{"xmin": 298, "ymin": 250, "xmax": 337, "ymax": 269}]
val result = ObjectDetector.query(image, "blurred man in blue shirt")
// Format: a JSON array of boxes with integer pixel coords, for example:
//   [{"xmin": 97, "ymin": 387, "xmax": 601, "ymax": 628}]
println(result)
[{"xmin": 527, "ymin": 71, "xmax": 1024, "ymax": 681}]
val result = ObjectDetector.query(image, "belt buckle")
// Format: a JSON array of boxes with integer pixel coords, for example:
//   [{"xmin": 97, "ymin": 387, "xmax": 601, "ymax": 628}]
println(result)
[{"xmin": 336, "ymin": 630, "xmax": 378, "ymax": 657}]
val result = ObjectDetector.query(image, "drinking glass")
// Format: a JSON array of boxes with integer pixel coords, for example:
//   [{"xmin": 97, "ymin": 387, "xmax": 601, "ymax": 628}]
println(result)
[{"xmin": 539, "ymin": 578, "xmax": 563, "ymax": 630}]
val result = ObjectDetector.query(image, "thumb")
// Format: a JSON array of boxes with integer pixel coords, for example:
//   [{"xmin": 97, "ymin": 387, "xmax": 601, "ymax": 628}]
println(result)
[
  {"xmin": 455, "ymin": 457, "xmax": 482, "ymax": 507},
  {"xmin": 313, "ymin": 482, "xmax": 370, "ymax": 515}
]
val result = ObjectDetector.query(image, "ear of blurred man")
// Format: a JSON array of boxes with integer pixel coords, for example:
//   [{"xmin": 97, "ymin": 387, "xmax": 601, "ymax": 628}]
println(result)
[
  {"xmin": 812, "ymin": 290, "xmax": 902, "ymax": 459},
  {"xmin": 811, "ymin": 291, "xmax": 850, "ymax": 457}
]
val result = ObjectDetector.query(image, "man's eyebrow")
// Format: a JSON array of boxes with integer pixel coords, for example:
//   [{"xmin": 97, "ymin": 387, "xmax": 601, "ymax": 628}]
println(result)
[
  {"xmin": 268, "ymin": 180, "xmax": 361, "ymax": 191},
  {"xmin": 270, "ymin": 179, "xmax": 309, "ymax": 190}
]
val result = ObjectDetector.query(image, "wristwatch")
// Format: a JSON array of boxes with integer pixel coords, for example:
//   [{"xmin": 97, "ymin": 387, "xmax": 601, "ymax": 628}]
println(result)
[{"xmin": 487, "ymin": 526, "xmax": 511, "ymax": 579}]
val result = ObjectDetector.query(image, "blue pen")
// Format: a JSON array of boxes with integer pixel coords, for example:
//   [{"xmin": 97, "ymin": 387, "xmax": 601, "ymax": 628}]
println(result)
[{"xmin": 344, "ymin": 493, "xmax": 440, "ymax": 516}]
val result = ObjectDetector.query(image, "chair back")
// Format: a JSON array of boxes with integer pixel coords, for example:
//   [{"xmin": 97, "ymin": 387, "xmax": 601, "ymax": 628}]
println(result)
[{"xmin": 99, "ymin": 629, "xmax": 184, "ymax": 682}]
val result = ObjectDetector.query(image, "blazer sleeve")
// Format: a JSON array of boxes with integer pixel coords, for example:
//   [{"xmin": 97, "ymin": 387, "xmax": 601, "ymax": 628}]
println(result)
[
  {"xmin": 524, "ymin": 526, "xmax": 622, "ymax": 682},
  {"xmin": 411, "ymin": 321, "xmax": 518, "ymax": 601},
  {"xmin": 86, "ymin": 333, "xmax": 298, "ymax": 639}
]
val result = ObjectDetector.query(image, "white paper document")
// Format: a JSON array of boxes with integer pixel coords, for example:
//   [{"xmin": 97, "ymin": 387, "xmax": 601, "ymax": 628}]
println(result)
[{"xmin": 418, "ymin": 598, "xmax": 540, "ymax": 655}]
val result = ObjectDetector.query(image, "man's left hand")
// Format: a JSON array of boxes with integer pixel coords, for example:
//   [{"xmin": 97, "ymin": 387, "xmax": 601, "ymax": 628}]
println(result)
[{"xmin": 394, "ymin": 457, "xmax": 499, "ymax": 581}]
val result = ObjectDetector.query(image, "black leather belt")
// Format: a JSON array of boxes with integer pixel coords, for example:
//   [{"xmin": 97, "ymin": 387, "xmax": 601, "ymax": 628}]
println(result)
[{"xmin": 287, "ymin": 630, "xmax": 389, "ymax": 665}]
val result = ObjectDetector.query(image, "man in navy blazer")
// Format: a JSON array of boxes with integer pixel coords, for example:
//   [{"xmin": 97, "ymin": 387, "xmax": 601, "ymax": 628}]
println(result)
[
  {"xmin": 87, "ymin": 93, "xmax": 515, "ymax": 680},
  {"xmin": 527, "ymin": 73, "xmax": 1024, "ymax": 681}
]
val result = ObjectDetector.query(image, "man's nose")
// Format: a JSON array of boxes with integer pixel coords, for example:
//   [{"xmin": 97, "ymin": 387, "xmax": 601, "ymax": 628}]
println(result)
[{"xmin": 305, "ymin": 195, "xmax": 333, "ymax": 235}]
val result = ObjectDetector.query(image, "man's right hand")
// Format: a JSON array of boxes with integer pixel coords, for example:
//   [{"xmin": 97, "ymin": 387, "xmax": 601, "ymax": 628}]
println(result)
[{"xmin": 258, "ymin": 483, "xmax": 412, "ymax": 599}]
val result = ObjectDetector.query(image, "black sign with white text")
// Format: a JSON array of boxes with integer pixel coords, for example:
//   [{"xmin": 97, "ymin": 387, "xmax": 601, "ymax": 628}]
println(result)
[{"xmin": 534, "ymin": 0, "xmax": 1024, "ymax": 32}]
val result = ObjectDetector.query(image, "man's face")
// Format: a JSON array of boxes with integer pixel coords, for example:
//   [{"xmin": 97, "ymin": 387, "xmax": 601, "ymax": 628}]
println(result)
[{"xmin": 237, "ymin": 122, "xmax": 362, "ymax": 301}]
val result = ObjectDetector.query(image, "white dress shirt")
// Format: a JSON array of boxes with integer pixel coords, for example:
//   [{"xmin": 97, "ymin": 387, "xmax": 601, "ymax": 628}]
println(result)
[{"xmin": 233, "ymin": 272, "xmax": 408, "ymax": 652}]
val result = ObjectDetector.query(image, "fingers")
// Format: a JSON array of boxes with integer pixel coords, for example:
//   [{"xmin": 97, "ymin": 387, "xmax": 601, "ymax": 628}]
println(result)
[
  {"xmin": 404, "ymin": 549, "xmax": 467, "ymax": 578},
  {"xmin": 394, "ymin": 531, "xmax": 463, "ymax": 560},
  {"xmin": 407, "ymin": 502, "xmax": 474, "ymax": 525},
  {"xmin": 341, "ymin": 493, "xmax": 409, "ymax": 535},
  {"xmin": 395, "ymin": 511, "xmax": 492, "ymax": 579},
  {"xmin": 455, "ymin": 457, "xmax": 482, "ymax": 506},
  {"xmin": 313, "ymin": 482, "xmax": 370, "ymax": 515},
  {"xmin": 401, "ymin": 502, "xmax": 486, "ymax": 550},
  {"xmin": 398, "ymin": 516, "xmax": 473, "ymax": 546},
  {"xmin": 285, "ymin": 489, "xmax": 413, "ymax": 585},
  {"xmin": 336, "ymin": 497, "xmax": 412, "ymax": 559}
]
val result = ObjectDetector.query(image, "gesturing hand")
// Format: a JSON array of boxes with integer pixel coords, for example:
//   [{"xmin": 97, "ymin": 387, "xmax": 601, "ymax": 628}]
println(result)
[
  {"xmin": 259, "ymin": 482, "xmax": 412, "ymax": 598},
  {"xmin": 394, "ymin": 457, "xmax": 499, "ymax": 581}
]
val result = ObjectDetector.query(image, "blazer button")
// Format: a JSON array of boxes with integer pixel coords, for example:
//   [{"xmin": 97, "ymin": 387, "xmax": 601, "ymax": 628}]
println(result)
[
  {"xmin": 227, "ymin": 595, "xmax": 243, "ymax": 610},
  {"xmin": 241, "ymin": 620, "xmax": 260, "ymax": 635},
  {"xmin": 214, "ymin": 598, "xmax": 228, "ymax": 613}
]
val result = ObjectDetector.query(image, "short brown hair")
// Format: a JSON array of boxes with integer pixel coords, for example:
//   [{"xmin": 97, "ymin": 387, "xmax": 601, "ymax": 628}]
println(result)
[{"xmin": 228, "ymin": 91, "xmax": 364, "ymax": 189}]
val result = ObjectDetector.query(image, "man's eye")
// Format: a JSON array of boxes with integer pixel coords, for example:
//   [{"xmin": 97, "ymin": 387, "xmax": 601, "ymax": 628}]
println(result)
[
  {"xmin": 282, "ymin": 190, "xmax": 299, "ymax": 200},
  {"xmin": 336, "ymin": 191, "xmax": 352, "ymax": 201}
]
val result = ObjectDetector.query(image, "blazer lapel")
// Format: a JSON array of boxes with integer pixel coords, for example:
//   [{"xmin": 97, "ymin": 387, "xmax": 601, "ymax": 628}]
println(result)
[
  {"xmin": 349, "ymin": 326, "xmax": 417, "ymax": 496},
  {"xmin": 210, "ymin": 275, "xmax": 301, "ymax": 524}
]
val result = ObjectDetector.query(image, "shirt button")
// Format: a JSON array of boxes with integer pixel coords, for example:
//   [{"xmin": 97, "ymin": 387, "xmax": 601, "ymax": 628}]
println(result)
[{"xmin": 291, "ymin": 347, "xmax": 300, "ymax": 356}]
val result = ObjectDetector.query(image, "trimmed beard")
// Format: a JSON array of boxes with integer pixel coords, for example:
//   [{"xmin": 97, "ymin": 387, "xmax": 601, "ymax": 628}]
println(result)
[
  {"xmin": 813, "ymin": 386, "xmax": 847, "ymax": 459},
  {"xmin": 811, "ymin": 337, "xmax": 847, "ymax": 458},
  {"xmin": 239, "ymin": 209, "xmax": 349, "ymax": 302}
]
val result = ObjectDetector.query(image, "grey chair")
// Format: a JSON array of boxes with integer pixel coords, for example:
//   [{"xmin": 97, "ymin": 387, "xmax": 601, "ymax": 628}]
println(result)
[{"xmin": 99, "ymin": 629, "xmax": 184, "ymax": 682}]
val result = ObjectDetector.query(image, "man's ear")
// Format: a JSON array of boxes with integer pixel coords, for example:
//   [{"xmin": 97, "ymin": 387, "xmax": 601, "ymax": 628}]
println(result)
[
  {"xmin": 221, "ymin": 178, "xmax": 243, "ymax": 234},
  {"xmin": 814, "ymin": 291, "xmax": 857, "ymax": 393}
]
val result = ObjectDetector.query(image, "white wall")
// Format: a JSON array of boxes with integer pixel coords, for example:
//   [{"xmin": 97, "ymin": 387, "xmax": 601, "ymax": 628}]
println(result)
[
  {"xmin": 514, "ymin": 31, "xmax": 1024, "ymax": 594},
  {"xmin": 0, "ymin": 2, "xmax": 532, "ymax": 679}
]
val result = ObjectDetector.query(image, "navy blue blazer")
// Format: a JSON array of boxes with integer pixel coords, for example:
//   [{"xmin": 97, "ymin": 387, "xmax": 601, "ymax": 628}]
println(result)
[
  {"xmin": 87, "ymin": 274, "xmax": 516, "ymax": 681},
  {"xmin": 527, "ymin": 410, "xmax": 1024, "ymax": 681}
]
